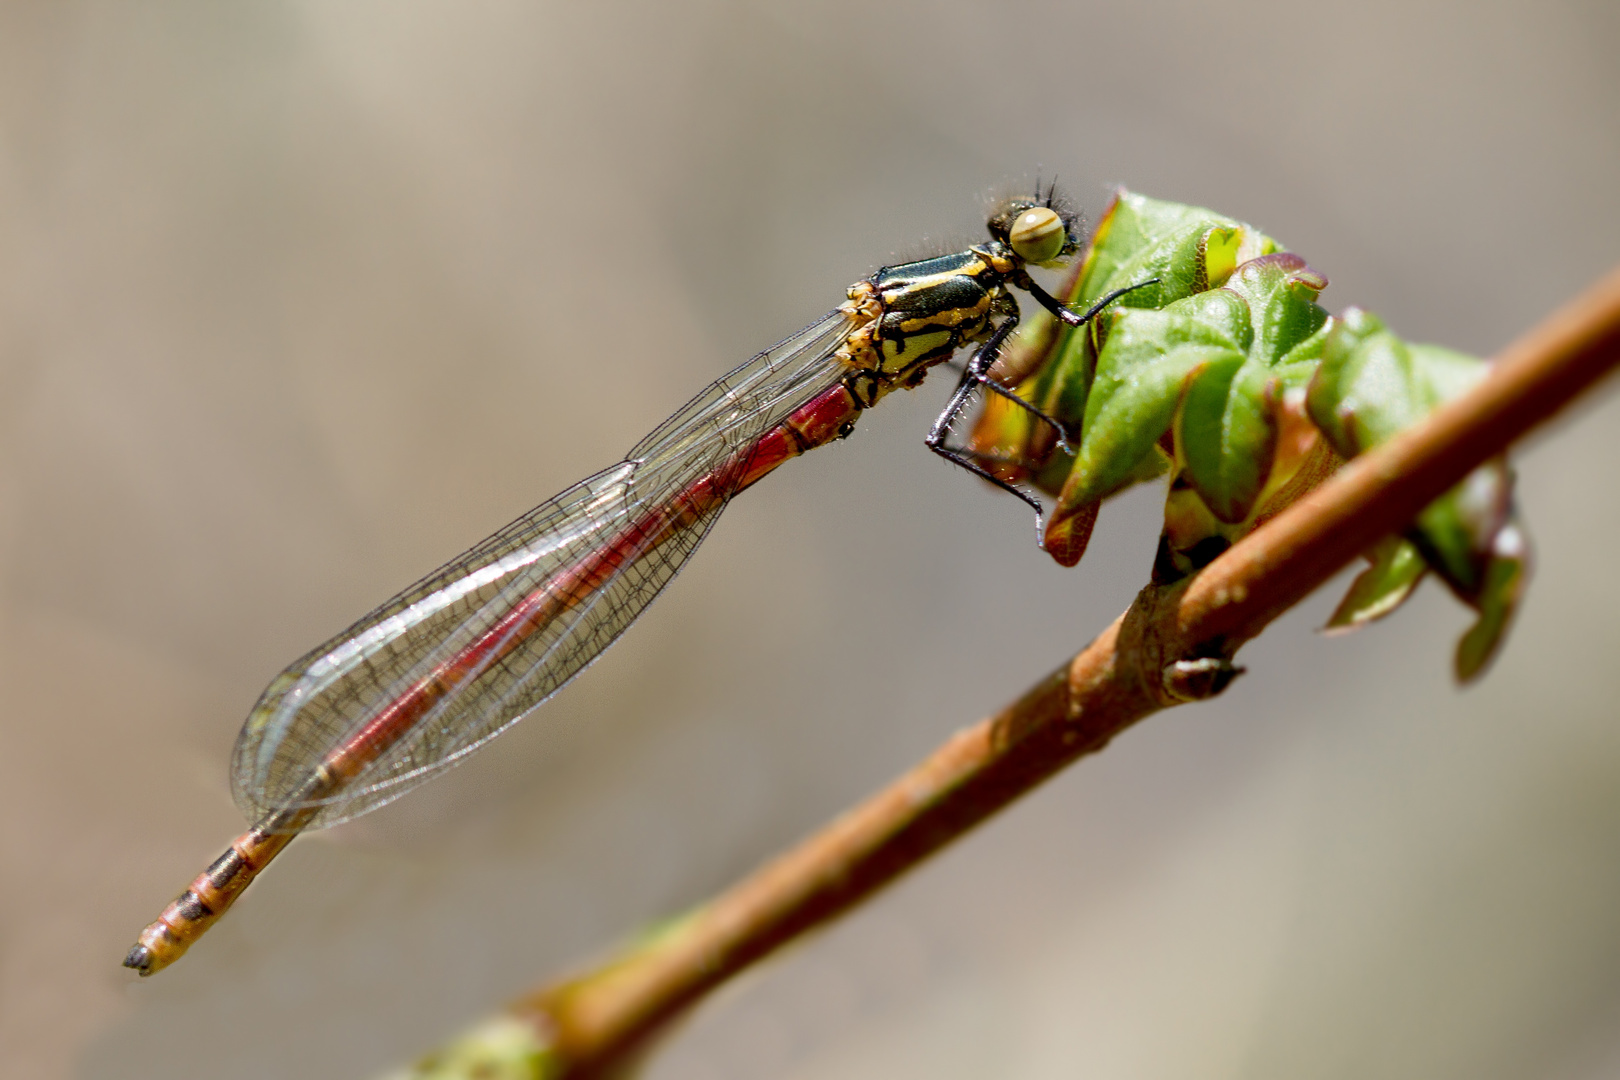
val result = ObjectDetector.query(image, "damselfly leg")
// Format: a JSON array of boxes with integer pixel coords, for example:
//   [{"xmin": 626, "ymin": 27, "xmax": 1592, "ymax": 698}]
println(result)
[
  {"xmin": 925, "ymin": 279, "xmax": 1160, "ymax": 543},
  {"xmin": 927, "ymin": 313, "xmax": 1052, "ymax": 531}
]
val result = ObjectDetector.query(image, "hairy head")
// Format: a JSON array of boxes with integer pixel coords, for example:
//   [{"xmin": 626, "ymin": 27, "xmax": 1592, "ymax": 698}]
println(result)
[{"xmin": 986, "ymin": 179, "xmax": 1082, "ymax": 266}]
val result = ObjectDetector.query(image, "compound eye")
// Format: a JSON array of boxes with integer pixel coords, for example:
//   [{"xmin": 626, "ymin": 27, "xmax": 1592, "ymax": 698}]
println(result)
[{"xmin": 1009, "ymin": 206, "xmax": 1066, "ymax": 264}]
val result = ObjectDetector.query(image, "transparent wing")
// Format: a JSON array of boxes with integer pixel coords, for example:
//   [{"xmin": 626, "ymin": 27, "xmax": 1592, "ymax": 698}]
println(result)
[{"xmin": 232, "ymin": 310, "xmax": 855, "ymax": 828}]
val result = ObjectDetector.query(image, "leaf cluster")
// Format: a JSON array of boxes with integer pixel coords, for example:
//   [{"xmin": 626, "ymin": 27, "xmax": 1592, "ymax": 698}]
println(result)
[{"xmin": 969, "ymin": 191, "xmax": 1528, "ymax": 679}]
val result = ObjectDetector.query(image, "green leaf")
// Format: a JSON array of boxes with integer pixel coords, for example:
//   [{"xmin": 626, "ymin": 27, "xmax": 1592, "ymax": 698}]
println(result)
[
  {"xmin": 1167, "ymin": 255, "xmax": 1331, "ymax": 523},
  {"xmin": 1454, "ymin": 522, "xmax": 1529, "ymax": 682},
  {"xmin": 1307, "ymin": 308, "xmax": 1434, "ymax": 456},
  {"xmin": 1221, "ymin": 253, "xmax": 1330, "ymax": 365},
  {"xmin": 1409, "ymin": 342, "xmax": 1489, "ymax": 401},
  {"xmin": 1307, "ymin": 309, "xmax": 1530, "ymax": 681},
  {"xmin": 1063, "ymin": 342, "xmax": 1230, "ymax": 505},
  {"xmin": 1076, "ymin": 190, "xmax": 1279, "ymax": 310},
  {"xmin": 1324, "ymin": 536, "xmax": 1429, "ymax": 633},
  {"xmin": 1057, "ymin": 290, "xmax": 1250, "ymax": 510},
  {"xmin": 1176, "ymin": 352, "xmax": 1277, "ymax": 523}
]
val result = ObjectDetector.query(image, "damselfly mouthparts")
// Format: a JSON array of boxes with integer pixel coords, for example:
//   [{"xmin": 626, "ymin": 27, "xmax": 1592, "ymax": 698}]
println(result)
[{"xmin": 125, "ymin": 186, "xmax": 1148, "ymax": 975}]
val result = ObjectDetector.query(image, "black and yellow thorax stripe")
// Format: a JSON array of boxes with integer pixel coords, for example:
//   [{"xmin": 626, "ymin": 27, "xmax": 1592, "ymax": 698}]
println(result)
[{"xmin": 836, "ymin": 242, "xmax": 1020, "ymax": 407}]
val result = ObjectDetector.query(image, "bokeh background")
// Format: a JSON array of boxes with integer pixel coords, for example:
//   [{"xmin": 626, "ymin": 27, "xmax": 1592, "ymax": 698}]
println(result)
[{"xmin": 3, "ymin": 2, "xmax": 1619, "ymax": 1077}]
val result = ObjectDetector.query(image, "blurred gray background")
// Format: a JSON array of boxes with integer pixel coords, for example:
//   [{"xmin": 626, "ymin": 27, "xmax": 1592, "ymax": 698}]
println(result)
[{"xmin": 2, "ymin": 2, "xmax": 1618, "ymax": 1078}]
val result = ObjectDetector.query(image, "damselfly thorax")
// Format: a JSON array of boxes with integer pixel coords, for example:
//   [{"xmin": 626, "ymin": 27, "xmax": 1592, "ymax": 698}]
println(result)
[
  {"xmin": 837, "ymin": 245, "xmax": 1018, "ymax": 403},
  {"xmin": 124, "ymin": 185, "xmax": 1152, "ymax": 976}
]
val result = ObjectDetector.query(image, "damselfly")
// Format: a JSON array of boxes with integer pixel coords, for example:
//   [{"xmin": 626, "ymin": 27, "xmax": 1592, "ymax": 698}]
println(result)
[{"xmin": 125, "ymin": 186, "xmax": 1148, "ymax": 975}]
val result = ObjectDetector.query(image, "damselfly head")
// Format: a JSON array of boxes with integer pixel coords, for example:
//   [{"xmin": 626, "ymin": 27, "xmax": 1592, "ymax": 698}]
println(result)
[{"xmin": 986, "ymin": 182, "xmax": 1081, "ymax": 267}]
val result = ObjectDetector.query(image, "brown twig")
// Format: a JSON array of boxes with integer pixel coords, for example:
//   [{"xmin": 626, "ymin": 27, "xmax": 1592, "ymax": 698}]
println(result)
[{"xmin": 407, "ymin": 266, "xmax": 1620, "ymax": 1079}]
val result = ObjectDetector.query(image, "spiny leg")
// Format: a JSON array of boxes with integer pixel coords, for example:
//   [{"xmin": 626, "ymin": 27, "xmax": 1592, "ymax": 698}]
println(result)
[
  {"xmin": 973, "ymin": 374, "xmax": 1078, "ymax": 452},
  {"xmin": 933, "ymin": 279, "xmax": 1160, "ymax": 460},
  {"xmin": 966, "ymin": 277, "xmax": 1161, "ymax": 446},
  {"xmin": 926, "ymin": 276, "xmax": 1160, "ymax": 546},
  {"xmin": 1022, "ymin": 277, "xmax": 1160, "ymax": 329},
  {"xmin": 927, "ymin": 315, "xmax": 1052, "ymax": 544},
  {"xmin": 948, "ymin": 304, "xmax": 1078, "ymax": 451}
]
